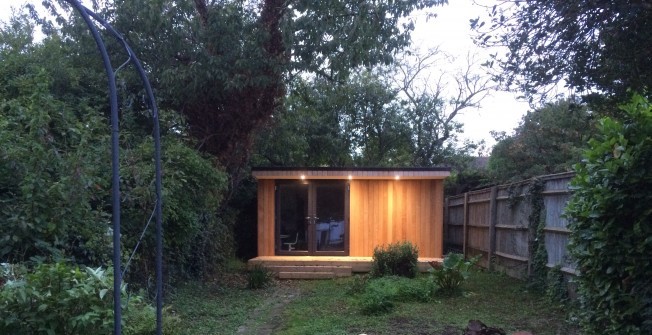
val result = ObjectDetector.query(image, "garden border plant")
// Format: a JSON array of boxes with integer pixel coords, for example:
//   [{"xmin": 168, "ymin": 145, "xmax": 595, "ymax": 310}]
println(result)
[
  {"xmin": 565, "ymin": 93, "xmax": 652, "ymax": 334},
  {"xmin": 370, "ymin": 241, "xmax": 419, "ymax": 278}
]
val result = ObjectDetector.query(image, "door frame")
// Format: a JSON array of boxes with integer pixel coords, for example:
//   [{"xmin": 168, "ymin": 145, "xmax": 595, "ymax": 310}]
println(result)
[{"xmin": 274, "ymin": 179, "xmax": 349, "ymax": 256}]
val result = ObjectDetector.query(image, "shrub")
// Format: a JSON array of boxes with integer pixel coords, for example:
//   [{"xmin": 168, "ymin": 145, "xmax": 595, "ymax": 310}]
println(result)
[
  {"xmin": 0, "ymin": 262, "xmax": 181, "ymax": 335},
  {"xmin": 565, "ymin": 93, "xmax": 652, "ymax": 334},
  {"xmin": 429, "ymin": 253, "xmax": 479, "ymax": 295},
  {"xmin": 246, "ymin": 264, "xmax": 274, "ymax": 289},
  {"xmin": 370, "ymin": 241, "xmax": 419, "ymax": 278},
  {"xmin": 359, "ymin": 276, "xmax": 434, "ymax": 315},
  {"xmin": 360, "ymin": 289, "xmax": 394, "ymax": 315}
]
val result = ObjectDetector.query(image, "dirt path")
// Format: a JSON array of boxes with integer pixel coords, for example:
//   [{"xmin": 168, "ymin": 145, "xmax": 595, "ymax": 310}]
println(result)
[{"xmin": 236, "ymin": 281, "xmax": 300, "ymax": 335}]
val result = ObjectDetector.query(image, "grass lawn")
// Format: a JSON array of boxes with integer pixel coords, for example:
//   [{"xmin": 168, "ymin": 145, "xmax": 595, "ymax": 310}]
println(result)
[{"xmin": 170, "ymin": 270, "xmax": 578, "ymax": 335}]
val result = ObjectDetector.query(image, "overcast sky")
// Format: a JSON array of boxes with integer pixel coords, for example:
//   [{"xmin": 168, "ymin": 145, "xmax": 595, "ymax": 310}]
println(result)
[
  {"xmin": 0, "ymin": 0, "xmax": 530, "ymax": 152},
  {"xmin": 409, "ymin": 1, "xmax": 531, "ymax": 152}
]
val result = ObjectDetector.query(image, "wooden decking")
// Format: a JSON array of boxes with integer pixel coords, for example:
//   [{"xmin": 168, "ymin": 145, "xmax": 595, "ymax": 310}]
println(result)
[{"xmin": 248, "ymin": 256, "xmax": 443, "ymax": 279}]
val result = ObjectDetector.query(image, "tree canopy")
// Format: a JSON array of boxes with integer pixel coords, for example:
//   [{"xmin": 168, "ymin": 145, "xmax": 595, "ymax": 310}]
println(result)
[
  {"xmin": 35, "ymin": 0, "xmax": 446, "ymax": 174},
  {"xmin": 488, "ymin": 99, "xmax": 595, "ymax": 182},
  {"xmin": 253, "ymin": 48, "xmax": 489, "ymax": 169},
  {"xmin": 475, "ymin": 1, "xmax": 652, "ymax": 103}
]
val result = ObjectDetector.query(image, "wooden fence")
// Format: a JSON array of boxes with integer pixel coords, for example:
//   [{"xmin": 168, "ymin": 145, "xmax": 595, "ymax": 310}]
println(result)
[{"xmin": 444, "ymin": 172, "xmax": 577, "ymax": 279}]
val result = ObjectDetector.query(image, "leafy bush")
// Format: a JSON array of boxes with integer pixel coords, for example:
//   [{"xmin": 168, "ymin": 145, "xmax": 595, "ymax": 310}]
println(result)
[
  {"xmin": 360, "ymin": 288, "xmax": 394, "ymax": 315},
  {"xmin": 565, "ymin": 94, "xmax": 652, "ymax": 334},
  {"xmin": 123, "ymin": 298, "xmax": 182, "ymax": 335},
  {"xmin": 0, "ymin": 33, "xmax": 233, "ymax": 284},
  {"xmin": 545, "ymin": 265, "xmax": 568, "ymax": 305},
  {"xmin": 359, "ymin": 276, "xmax": 434, "ymax": 315},
  {"xmin": 370, "ymin": 241, "xmax": 419, "ymax": 278},
  {"xmin": 0, "ymin": 262, "xmax": 181, "ymax": 335},
  {"xmin": 246, "ymin": 264, "xmax": 274, "ymax": 289},
  {"xmin": 429, "ymin": 253, "xmax": 479, "ymax": 295}
]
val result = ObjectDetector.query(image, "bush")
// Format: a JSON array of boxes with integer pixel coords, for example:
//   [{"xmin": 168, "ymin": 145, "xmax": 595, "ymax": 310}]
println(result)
[
  {"xmin": 359, "ymin": 276, "xmax": 434, "ymax": 315},
  {"xmin": 429, "ymin": 253, "xmax": 479, "ymax": 295},
  {"xmin": 565, "ymin": 94, "xmax": 652, "ymax": 334},
  {"xmin": 370, "ymin": 241, "xmax": 419, "ymax": 278},
  {"xmin": 246, "ymin": 264, "xmax": 274, "ymax": 289},
  {"xmin": 0, "ymin": 262, "xmax": 181, "ymax": 335},
  {"xmin": 360, "ymin": 288, "xmax": 394, "ymax": 315}
]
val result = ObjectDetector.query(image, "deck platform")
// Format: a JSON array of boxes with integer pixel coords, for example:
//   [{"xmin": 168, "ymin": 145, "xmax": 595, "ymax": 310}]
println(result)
[{"xmin": 248, "ymin": 256, "xmax": 443, "ymax": 278}]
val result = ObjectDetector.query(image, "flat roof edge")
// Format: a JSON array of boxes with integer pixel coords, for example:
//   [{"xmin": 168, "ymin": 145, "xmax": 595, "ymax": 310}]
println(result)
[
  {"xmin": 252, "ymin": 167, "xmax": 451, "ymax": 180},
  {"xmin": 251, "ymin": 166, "xmax": 451, "ymax": 172}
]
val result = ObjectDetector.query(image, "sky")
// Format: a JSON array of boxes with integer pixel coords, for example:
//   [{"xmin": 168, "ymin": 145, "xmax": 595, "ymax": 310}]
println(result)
[
  {"xmin": 0, "ymin": 0, "xmax": 531, "ymax": 152},
  {"xmin": 409, "ymin": 1, "xmax": 531, "ymax": 151}
]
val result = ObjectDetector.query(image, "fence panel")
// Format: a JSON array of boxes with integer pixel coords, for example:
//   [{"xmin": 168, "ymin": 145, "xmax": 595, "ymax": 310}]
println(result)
[{"xmin": 444, "ymin": 172, "xmax": 577, "ymax": 279}]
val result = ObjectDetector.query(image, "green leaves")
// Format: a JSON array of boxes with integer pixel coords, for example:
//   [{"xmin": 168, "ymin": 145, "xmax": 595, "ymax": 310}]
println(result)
[
  {"xmin": 488, "ymin": 98, "xmax": 594, "ymax": 182},
  {"xmin": 565, "ymin": 93, "xmax": 652, "ymax": 334},
  {"xmin": 429, "ymin": 253, "xmax": 480, "ymax": 295},
  {"xmin": 0, "ymin": 262, "xmax": 182, "ymax": 334}
]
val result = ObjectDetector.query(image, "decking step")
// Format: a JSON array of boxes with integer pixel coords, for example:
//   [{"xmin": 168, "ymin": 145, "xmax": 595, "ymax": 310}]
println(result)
[
  {"xmin": 278, "ymin": 271, "xmax": 335, "ymax": 279},
  {"xmin": 265, "ymin": 265, "xmax": 352, "ymax": 277}
]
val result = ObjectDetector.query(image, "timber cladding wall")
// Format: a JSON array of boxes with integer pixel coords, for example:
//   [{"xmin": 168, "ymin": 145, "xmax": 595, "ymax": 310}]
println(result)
[
  {"xmin": 257, "ymin": 179, "xmax": 275, "ymax": 256},
  {"xmin": 350, "ymin": 179, "xmax": 444, "ymax": 258}
]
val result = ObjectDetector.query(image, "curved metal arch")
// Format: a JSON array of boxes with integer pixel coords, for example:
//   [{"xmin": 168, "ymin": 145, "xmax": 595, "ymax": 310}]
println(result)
[{"xmin": 64, "ymin": 1, "xmax": 164, "ymax": 334}]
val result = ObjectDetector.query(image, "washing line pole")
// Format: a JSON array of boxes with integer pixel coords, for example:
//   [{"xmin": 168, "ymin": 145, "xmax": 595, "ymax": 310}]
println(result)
[{"xmin": 64, "ymin": 1, "xmax": 164, "ymax": 334}]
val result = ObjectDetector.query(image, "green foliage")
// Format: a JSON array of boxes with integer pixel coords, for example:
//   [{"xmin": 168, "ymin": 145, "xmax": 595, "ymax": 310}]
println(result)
[
  {"xmin": 545, "ymin": 265, "xmax": 568, "ymax": 305},
  {"xmin": 475, "ymin": 1, "xmax": 652, "ymax": 104},
  {"xmin": 0, "ymin": 19, "xmax": 232, "ymax": 283},
  {"xmin": 488, "ymin": 99, "xmax": 593, "ymax": 183},
  {"xmin": 565, "ymin": 93, "xmax": 652, "ymax": 334},
  {"xmin": 255, "ymin": 53, "xmax": 487, "ymax": 169},
  {"xmin": 0, "ymin": 262, "xmax": 181, "ymax": 335},
  {"xmin": 360, "ymin": 287, "xmax": 395, "ymax": 315},
  {"xmin": 527, "ymin": 179, "xmax": 548, "ymax": 292},
  {"xmin": 246, "ymin": 265, "xmax": 274, "ymax": 290},
  {"xmin": 346, "ymin": 274, "xmax": 369, "ymax": 295},
  {"xmin": 370, "ymin": 241, "xmax": 419, "ymax": 278},
  {"xmin": 123, "ymin": 300, "xmax": 182, "ymax": 335},
  {"xmin": 0, "ymin": 70, "xmax": 111, "ymax": 264},
  {"xmin": 429, "ymin": 253, "xmax": 479, "ymax": 294},
  {"xmin": 0, "ymin": 263, "xmax": 115, "ymax": 334},
  {"xmin": 359, "ymin": 276, "xmax": 434, "ymax": 315}
]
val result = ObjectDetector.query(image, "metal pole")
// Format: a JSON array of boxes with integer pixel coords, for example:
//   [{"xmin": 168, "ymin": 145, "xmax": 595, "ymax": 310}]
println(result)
[
  {"xmin": 80, "ymin": 10, "xmax": 164, "ymax": 333},
  {"xmin": 65, "ymin": 3, "xmax": 165, "ymax": 333},
  {"xmin": 63, "ymin": 1, "xmax": 122, "ymax": 334}
]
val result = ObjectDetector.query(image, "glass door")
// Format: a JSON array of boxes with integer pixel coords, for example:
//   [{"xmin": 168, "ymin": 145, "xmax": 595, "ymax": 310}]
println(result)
[
  {"xmin": 277, "ymin": 183, "xmax": 309, "ymax": 253},
  {"xmin": 314, "ymin": 182, "xmax": 346, "ymax": 254},
  {"xmin": 276, "ymin": 180, "xmax": 348, "ymax": 255}
]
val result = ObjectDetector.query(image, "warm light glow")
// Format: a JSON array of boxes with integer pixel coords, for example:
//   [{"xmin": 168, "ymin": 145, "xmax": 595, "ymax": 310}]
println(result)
[
  {"xmin": 395, "ymin": 175, "xmax": 400, "ymax": 180},
  {"xmin": 348, "ymin": 175, "xmax": 353, "ymax": 180},
  {"xmin": 300, "ymin": 175, "xmax": 305, "ymax": 180}
]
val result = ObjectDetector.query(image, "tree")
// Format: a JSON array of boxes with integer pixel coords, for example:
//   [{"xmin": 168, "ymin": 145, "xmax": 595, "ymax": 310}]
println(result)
[
  {"xmin": 487, "ymin": 99, "xmax": 594, "ymax": 182},
  {"xmin": 392, "ymin": 50, "xmax": 491, "ymax": 167},
  {"xmin": 254, "ymin": 48, "xmax": 491, "ymax": 168},
  {"xmin": 474, "ymin": 1, "xmax": 652, "ymax": 104},
  {"xmin": 0, "ymin": 16, "xmax": 230, "ymax": 283},
  {"xmin": 565, "ymin": 94, "xmax": 652, "ymax": 334},
  {"xmin": 254, "ymin": 71, "xmax": 412, "ymax": 167},
  {"xmin": 44, "ymin": 0, "xmax": 445, "ymax": 173}
]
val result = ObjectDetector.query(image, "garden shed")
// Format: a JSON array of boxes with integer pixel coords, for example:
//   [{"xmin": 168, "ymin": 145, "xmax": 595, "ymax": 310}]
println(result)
[{"xmin": 248, "ymin": 167, "xmax": 450, "ymax": 278}]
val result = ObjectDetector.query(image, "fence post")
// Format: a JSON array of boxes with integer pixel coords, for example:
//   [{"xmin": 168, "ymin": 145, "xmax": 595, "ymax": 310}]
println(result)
[
  {"xmin": 462, "ymin": 192, "xmax": 469, "ymax": 258},
  {"xmin": 488, "ymin": 186, "xmax": 498, "ymax": 271}
]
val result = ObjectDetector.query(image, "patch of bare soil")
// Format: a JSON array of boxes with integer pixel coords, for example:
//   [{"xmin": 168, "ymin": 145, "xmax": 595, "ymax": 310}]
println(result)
[{"xmin": 236, "ymin": 280, "xmax": 300, "ymax": 335}]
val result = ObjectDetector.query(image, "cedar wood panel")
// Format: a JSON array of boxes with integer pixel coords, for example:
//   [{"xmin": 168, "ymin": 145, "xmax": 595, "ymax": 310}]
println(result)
[
  {"xmin": 256, "ymin": 179, "xmax": 444, "ymax": 257},
  {"xmin": 349, "ymin": 179, "xmax": 443, "ymax": 258},
  {"xmin": 257, "ymin": 179, "xmax": 275, "ymax": 256}
]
